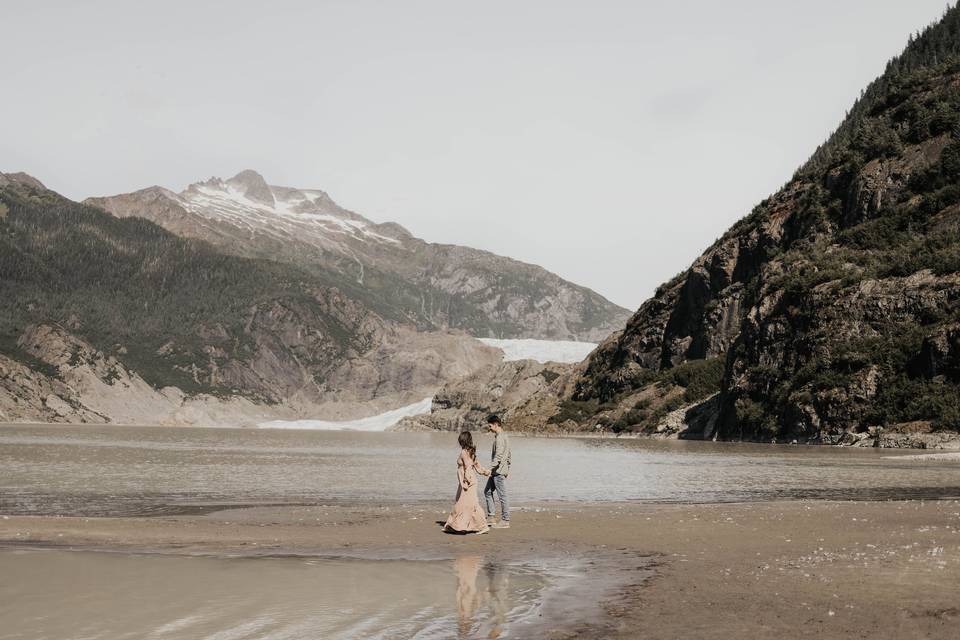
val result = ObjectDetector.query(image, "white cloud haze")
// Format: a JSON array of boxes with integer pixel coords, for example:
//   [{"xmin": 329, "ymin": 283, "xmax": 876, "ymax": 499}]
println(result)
[{"xmin": 1, "ymin": 1, "xmax": 950, "ymax": 309}]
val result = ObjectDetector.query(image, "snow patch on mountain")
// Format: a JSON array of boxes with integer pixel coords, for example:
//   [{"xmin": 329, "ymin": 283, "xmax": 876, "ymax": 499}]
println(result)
[
  {"xmin": 258, "ymin": 397, "xmax": 433, "ymax": 431},
  {"xmin": 479, "ymin": 338, "xmax": 596, "ymax": 363},
  {"xmin": 180, "ymin": 174, "xmax": 401, "ymax": 246}
]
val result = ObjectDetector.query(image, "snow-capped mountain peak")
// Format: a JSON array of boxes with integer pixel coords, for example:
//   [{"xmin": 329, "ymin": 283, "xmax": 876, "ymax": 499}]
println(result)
[
  {"xmin": 179, "ymin": 170, "xmax": 401, "ymax": 246},
  {"xmin": 226, "ymin": 169, "xmax": 274, "ymax": 205}
]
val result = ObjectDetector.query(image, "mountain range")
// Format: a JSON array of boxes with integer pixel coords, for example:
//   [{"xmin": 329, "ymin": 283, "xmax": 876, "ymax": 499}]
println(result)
[
  {"xmin": 87, "ymin": 170, "xmax": 628, "ymax": 341},
  {"xmin": 0, "ymin": 171, "xmax": 624, "ymax": 425}
]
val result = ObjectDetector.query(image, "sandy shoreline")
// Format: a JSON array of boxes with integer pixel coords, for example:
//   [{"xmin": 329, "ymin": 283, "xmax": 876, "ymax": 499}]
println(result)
[{"xmin": 3, "ymin": 499, "xmax": 960, "ymax": 638}]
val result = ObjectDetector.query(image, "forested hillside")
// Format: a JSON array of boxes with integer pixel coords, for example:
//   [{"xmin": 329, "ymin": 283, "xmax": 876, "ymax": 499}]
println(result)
[{"xmin": 0, "ymin": 174, "xmax": 382, "ymax": 399}]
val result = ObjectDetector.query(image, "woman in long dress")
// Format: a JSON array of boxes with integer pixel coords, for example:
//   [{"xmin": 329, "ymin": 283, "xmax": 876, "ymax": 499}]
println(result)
[{"xmin": 444, "ymin": 431, "xmax": 491, "ymax": 534}]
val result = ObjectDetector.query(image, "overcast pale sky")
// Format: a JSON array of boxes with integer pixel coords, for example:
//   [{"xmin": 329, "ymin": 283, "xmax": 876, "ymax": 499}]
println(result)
[{"xmin": 2, "ymin": 1, "xmax": 950, "ymax": 309}]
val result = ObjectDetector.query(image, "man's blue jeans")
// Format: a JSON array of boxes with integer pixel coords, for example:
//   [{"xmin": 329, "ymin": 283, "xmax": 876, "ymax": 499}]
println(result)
[{"xmin": 484, "ymin": 474, "xmax": 509, "ymax": 522}]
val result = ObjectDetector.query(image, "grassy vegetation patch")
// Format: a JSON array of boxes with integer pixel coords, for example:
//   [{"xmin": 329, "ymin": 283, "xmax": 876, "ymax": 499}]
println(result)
[{"xmin": 660, "ymin": 357, "xmax": 725, "ymax": 404}]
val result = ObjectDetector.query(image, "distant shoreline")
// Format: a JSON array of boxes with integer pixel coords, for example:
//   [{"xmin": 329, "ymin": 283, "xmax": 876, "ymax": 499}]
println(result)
[{"xmin": 5, "ymin": 420, "xmax": 960, "ymax": 452}]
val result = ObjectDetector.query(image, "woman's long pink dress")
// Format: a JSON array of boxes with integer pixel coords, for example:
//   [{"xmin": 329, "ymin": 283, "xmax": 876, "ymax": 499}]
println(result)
[{"xmin": 443, "ymin": 450, "xmax": 489, "ymax": 533}]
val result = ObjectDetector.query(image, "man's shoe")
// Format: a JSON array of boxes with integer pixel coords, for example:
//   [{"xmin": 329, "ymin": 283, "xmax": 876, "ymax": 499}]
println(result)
[
  {"xmin": 492, "ymin": 521, "xmax": 510, "ymax": 529},
  {"xmin": 486, "ymin": 518, "xmax": 496, "ymax": 526}
]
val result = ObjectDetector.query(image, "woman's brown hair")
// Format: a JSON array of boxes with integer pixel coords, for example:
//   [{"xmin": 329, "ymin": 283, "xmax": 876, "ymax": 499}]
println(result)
[{"xmin": 458, "ymin": 430, "xmax": 476, "ymax": 460}]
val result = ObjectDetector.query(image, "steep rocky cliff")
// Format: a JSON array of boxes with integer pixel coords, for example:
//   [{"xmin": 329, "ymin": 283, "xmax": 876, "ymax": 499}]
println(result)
[
  {"xmin": 0, "ymin": 324, "xmax": 274, "ymax": 426},
  {"xmin": 87, "ymin": 170, "xmax": 629, "ymax": 341},
  {"xmin": 446, "ymin": 8, "xmax": 960, "ymax": 446}
]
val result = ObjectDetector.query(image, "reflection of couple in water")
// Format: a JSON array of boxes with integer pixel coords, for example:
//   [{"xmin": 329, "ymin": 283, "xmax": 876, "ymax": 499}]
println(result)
[
  {"xmin": 454, "ymin": 555, "xmax": 508, "ymax": 639},
  {"xmin": 443, "ymin": 415, "xmax": 512, "ymax": 535}
]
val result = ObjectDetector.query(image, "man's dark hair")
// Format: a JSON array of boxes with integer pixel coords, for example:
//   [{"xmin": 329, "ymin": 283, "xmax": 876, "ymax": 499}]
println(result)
[{"xmin": 486, "ymin": 414, "xmax": 502, "ymax": 425}]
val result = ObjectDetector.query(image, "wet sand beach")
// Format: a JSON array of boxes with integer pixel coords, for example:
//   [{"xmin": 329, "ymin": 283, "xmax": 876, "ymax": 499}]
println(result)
[{"xmin": 3, "ymin": 499, "xmax": 960, "ymax": 638}]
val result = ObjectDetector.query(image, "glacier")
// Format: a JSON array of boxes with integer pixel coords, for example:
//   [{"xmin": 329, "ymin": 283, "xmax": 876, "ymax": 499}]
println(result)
[
  {"xmin": 479, "ymin": 338, "xmax": 596, "ymax": 364},
  {"xmin": 258, "ymin": 397, "xmax": 433, "ymax": 431}
]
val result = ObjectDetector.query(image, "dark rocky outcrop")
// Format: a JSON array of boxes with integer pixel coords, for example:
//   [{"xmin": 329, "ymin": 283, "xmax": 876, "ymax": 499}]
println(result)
[
  {"xmin": 394, "ymin": 359, "xmax": 572, "ymax": 432},
  {"xmin": 910, "ymin": 322, "xmax": 960, "ymax": 381}
]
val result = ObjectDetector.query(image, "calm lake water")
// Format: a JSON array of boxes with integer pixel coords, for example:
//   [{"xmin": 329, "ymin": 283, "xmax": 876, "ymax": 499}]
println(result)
[{"xmin": 1, "ymin": 424, "xmax": 959, "ymax": 516}]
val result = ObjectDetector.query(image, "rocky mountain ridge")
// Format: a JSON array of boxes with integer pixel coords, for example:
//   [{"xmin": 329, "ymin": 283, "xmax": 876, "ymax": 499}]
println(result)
[{"xmin": 87, "ymin": 170, "xmax": 629, "ymax": 341}]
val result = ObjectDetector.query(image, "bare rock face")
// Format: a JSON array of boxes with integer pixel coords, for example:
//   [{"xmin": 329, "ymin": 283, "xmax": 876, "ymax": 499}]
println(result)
[
  {"xmin": 4, "ymin": 324, "xmax": 272, "ymax": 426},
  {"xmin": 0, "ymin": 172, "xmax": 46, "ymax": 190},
  {"xmin": 394, "ymin": 359, "xmax": 572, "ymax": 432},
  {"xmin": 2, "ymin": 323, "xmax": 500, "ymax": 426},
  {"xmin": 307, "ymin": 328, "xmax": 503, "ymax": 420},
  {"xmin": 651, "ymin": 394, "xmax": 721, "ymax": 440},
  {"xmin": 86, "ymin": 186, "xmax": 204, "ymax": 235},
  {"xmin": 86, "ymin": 170, "xmax": 629, "ymax": 341},
  {"xmin": 211, "ymin": 287, "xmax": 385, "ymax": 404},
  {"xmin": 872, "ymin": 422, "xmax": 960, "ymax": 449},
  {"xmin": 0, "ymin": 352, "xmax": 107, "ymax": 423},
  {"xmin": 842, "ymin": 136, "xmax": 950, "ymax": 227},
  {"xmin": 227, "ymin": 169, "xmax": 275, "ymax": 206}
]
